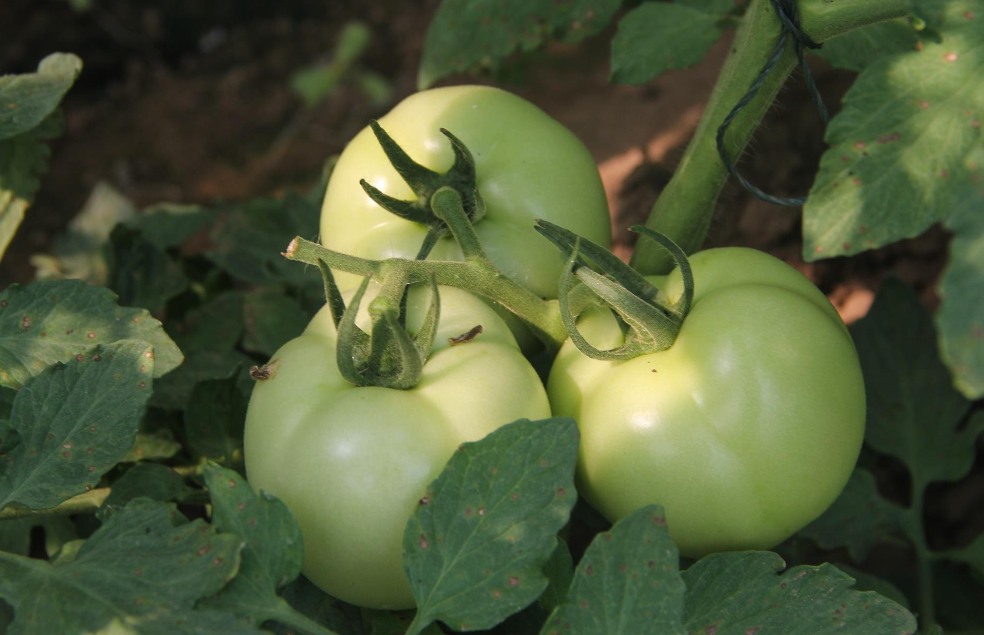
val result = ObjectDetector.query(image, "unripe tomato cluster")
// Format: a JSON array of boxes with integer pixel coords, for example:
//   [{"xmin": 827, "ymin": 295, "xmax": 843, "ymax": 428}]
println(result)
[{"xmin": 244, "ymin": 86, "xmax": 865, "ymax": 609}]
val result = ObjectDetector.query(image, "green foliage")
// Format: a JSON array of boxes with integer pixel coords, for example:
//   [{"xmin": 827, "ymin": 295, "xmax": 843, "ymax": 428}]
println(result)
[
  {"xmin": 542, "ymin": 506, "xmax": 686, "ymax": 635},
  {"xmin": 0, "ymin": 279, "xmax": 182, "ymax": 388},
  {"xmin": 0, "ymin": 499, "xmax": 256, "ymax": 635},
  {"xmin": 0, "ymin": 53, "xmax": 82, "ymax": 262},
  {"xmin": 184, "ymin": 375, "xmax": 247, "ymax": 469},
  {"xmin": 97, "ymin": 463, "xmax": 191, "ymax": 519},
  {"xmin": 403, "ymin": 418, "xmax": 579, "ymax": 635},
  {"xmin": 418, "ymin": 0, "xmax": 621, "ymax": 89},
  {"xmin": 610, "ymin": 1, "xmax": 735, "ymax": 85},
  {"xmin": 803, "ymin": 0, "xmax": 983, "ymax": 260},
  {"xmin": 291, "ymin": 21, "xmax": 391, "ymax": 108},
  {"xmin": 937, "ymin": 158, "xmax": 984, "ymax": 398},
  {"xmin": 680, "ymin": 553, "xmax": 916, "ymax": 634},
  {"xmin": 200, "ymin": 464, "xmax": 339, "ymax": 635},
  {"xmin": 0, "ymin": 341, "xmax": 154, "ymax": 512},
  {"xmin": 815, "ymin": 18, "xmax": 919, "ymax": 71}
]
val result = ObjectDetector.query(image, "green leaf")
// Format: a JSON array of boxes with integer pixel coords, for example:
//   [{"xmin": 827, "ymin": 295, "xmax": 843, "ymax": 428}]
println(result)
[
  {"xmin": 538, "ymin": 538, "xmax": 573, "ymax": 612},
  {"xmin": 418, "ymin": 0, "xmax": 621, "ymax": 89},
  {"xmin": 31, "ymin": 181, "xmax": 137, "ymax": 285},
  {"xmin": 937, "ymin": 161, "xmax": 984, "ymax": 398},
  {"xmin": 184, "ymin": 375, "xmax": 247, "ymax": 468},
  {"xmin": 0, "ymin": 53, "xmax": 82, "ymax": 140},
  {"xmin": 610, "ymin": 2, "xmax": 732, "ymax": 85},
  {"xmin": 0, "ymin": 386, "xmax": 15, "ymax": 419},
  {"xmin": 242, "ymin": 287, "xmax": 312, "ymax": 356},
  {"xmin": 150, "ymin": 349, "xmax": 252, "ymax": 411},
  {"xmin": 121, "ymin": 430, "xmax": 182, "ymax": 463},
  {"xmin": 0, "ymin": 518, "xmax": 33, "ymax": 556},
  {"xmin": 803, "ymin": 0, "xmax": 984, "ymax": 260},
  {"xmin": 98, "ymin": 463, "xmax": 191, "ymax": 519},
  {"xmin": 0, "ymin": 113, "xmax": 62, "ymax": 264},
  {"xmin": 852, "ymin": 278, "xmax": 983, "ymax": 490},
  {"xmin": 106, "ymin": 224, "xmax": 190, "ymax": 315},
  {"xmin": 681, "ymin": 552, "xmax": 917, "ymax": 634},
  {"xmin": 541, "ymin": 505, "xmax": 686, "ymax": 635},
  {"xmin": 272, "ymin": 576, "xmax": 364, "ymax": 635},
  {"xmin": 403, "ymin": 418, "xmax": 579, "ymax": 635},
  {"xmin": 0, "ymin": 499, "xmax": 260, "ymax": 635},
  {"xmin": 200, "ymin": 465, "xmax": 334, "ymax": 634},
  {"xmin": 799, "ymin": 469, "xmax": 908, "ymax": 562},
  {"xmin": 833, "ymin": 564, "xmax": 911, "ymax": 609},
  {"xmin": 206, "ymin": 193, "xmax": 321, "ymax": 290},
  {"xmin": 130, "ymin": 202, "xmax": 217, "ymax": 251},
  {"xmin": 815, "ymin": 19, "xmax": 920, "ymax": 72},
  {"xmin": 0, "ymin": 279, "xmax": 182, "ymax": 388},
  {"xmin": 171, "ymin": 292, "xmax": 245, "ymax": 354},
  {"xmin": 0, "ymin": 341, "xmax": 154, "ymax": 511}
]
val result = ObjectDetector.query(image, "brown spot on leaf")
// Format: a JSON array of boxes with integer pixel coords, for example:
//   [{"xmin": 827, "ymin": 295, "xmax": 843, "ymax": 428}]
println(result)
[
  {"xmin": 943, "ymin": 52, "xmax": 958, "ymax": 62},
  {"xmin": 419, "ymin": 534, "xmax": 429, "ymax": 549},
  {"xmin": 87, "ymin": 332, "xmax": 96, "ymax": 339},
  {"xmin": 509, "ymin": 576, "xmax": 520, "ymax": 587},
  {"xmin": 920, "ymin": 100, "xmax": 930, "ymax": 109},
  {"xmin": 75, "ymin": 354, "xmax": 84, "ymax": 362}
]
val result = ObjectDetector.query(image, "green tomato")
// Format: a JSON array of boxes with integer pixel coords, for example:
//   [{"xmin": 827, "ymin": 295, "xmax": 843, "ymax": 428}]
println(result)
[
  {"xmin": 244, "ymin": 285, "xmax": 551, "ymax": 609},
  {"xmin": 321, "ymin": 85, "xmax": 611, "ymax": 301},
  {"xmin": 548, "ymin": 247, "xmax": 865, "ymax": 558}
]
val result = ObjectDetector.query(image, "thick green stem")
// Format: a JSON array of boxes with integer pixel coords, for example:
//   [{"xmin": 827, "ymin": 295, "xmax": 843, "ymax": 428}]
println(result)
[
  {"xmin": 287, "ymin": 237, "xmax": 568, "ymax": 351},
  {"xmin": 906, "ymin": 476, "xmax": 937, "ymax": 629},
  {"xmin": 630, "ymin": 0, "xmax": 910, "ymax": 274}
]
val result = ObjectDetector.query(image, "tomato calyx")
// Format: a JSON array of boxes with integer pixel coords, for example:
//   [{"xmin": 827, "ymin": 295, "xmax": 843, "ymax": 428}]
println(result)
[
  {"xmin": 536, "ymin": 220, "xmax": 695, "ymax": 360},
  {"xmin": 318, "ymin": 260, "xmax": 441, "ymax": 389},
  {"xmin": 359, "ymin": 120, "xmax": 485, "ymax": 252}
]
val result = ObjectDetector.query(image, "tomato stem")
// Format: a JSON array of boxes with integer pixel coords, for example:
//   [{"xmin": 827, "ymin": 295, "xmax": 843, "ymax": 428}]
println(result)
[
  {"xmin": 286, "ymin": 237, "xmax": 569, "ymax": 352},
  {"xmin": 630, "ymin": 0, "xmax": 910, "ymax": 274}
]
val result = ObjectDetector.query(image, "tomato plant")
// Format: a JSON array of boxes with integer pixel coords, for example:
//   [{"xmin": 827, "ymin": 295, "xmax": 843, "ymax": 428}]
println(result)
[
  {"xmin": 320, "ymin": 84, "xmax": 612, "ymax": 301},
  {"xmin": 548, "ymin": 247, "xmax": 866, "ymax": 557},
  {"xmin": 243, "ymin": 282, "xmax": 550, "ymax": 609}
]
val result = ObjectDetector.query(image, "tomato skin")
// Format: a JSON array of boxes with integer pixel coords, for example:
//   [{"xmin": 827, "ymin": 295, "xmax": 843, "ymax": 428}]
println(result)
[
  {"xmin": 548, "ymin": 247, "xmax": 865, "ymax": 557},
  {"xmin": 244, "ymin": 285, "xmax": 550, "ymax": 609},
  {"xmin": 320, "ymin": 85, "xmax": 611, "ymax": 301}
]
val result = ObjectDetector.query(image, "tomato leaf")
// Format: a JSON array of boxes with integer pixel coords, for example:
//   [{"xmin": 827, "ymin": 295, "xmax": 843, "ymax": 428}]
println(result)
[
  {"xmin": 0, "ymin": 279, "xmax": 182, "ymax": 388},
  {"xmin": 97, "ymin": 462, "xmax": 192, "ymax": 520},
  {"xmin": 121, "ymin": 430, "xmax": 182, "ymax": 463},
  {"xmin": 0, "ymin": 113, "xmax": 62, "ymax": 265},
  {"xmin": 853, "ymin": 278, "xmax": 984, "ymax": 490},
  {"xmin": 681, "ymin": 552, "xmax": 917, "ymax": 634},
  {"xmin": 799, "ymin": 469, "xmax": 908, "ymax": 561},
  {"xmin": 106, "ymin": 224, "xmax": 190, "ymax": 315},
  {"xmin": 833, "ymin": 564, "xmax": 911, "ymax": 609},
  {"xmin": 184, "ymin": 375, "xmax": 247, "ymax": 468},
  {"xmin": 200, "ymin": 465, "xmax": 341, "ymax": 635},
  {"xmin": 541, "ymin": 505, "xmax": 686, "ymax": 635},
  {"xmin": 937, "ymin": 160, "xmax": 984, "ymax": 399},
  {"xmin": 242, "ymin": 286, "xmax": 312, "ymax": 356},
  {"xmin": 0, "ymin": 53, "xmax": 82, "ymax": 140},
  {"xmin": 206, "ymin": 193, "xmax": 322, "ymax": 291},
  {"xmin": 942, "ymin": 532, "xmax": 984, "ymax": 579},
  {"xmin": 130, "ymin": 202, "xmax": 217, "ymax": 251},
  {"xmin": 150, "ymin": 349, "xmax": 253, "ymax": 411},
  {"xmin": 0, "ymin": 340, "xmax": 154, "ymax": 512},
  {"xmin": 0, "ymin": 498, "xmax": 258, "ymax": 635},
  {"xmin": 170, "ymin": 292, "xmax": 245, "ymax": 354},
  {"xmin": 418, "ymin": 0, "xmax": 620, "ymax": 90},
  {"xmin": 538, "ymin": 538, "xmax": 574, "ymax": 612},
  {"xmin": 610, "ymin": 1, "xmax": 733, "ymax": 86},
  {"xmin": 803, "ymin": 0, "xmax": 984, "ymax": 259},
  {"xmin": 273, "ymin": 576, "xmax": 364, "ymax": 635},
  {"xmin": 403, "ymin": 417, "xmax": 579, "ymax": 635},
  {"xmin": 813, "ymin": 19, "xmax": 919, "ymax": 72}
]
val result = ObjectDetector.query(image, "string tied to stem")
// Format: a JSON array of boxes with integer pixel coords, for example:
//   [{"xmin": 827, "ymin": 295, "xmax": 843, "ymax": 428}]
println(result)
[{"xmin": 716, "ymin": 0, "xmax": 829, "ymax": 207}]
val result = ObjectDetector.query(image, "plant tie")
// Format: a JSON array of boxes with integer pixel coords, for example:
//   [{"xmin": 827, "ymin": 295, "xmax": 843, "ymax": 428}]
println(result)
[{"xmin": 716, "ymin": 0, "xmax": 829, "ymax": 207}]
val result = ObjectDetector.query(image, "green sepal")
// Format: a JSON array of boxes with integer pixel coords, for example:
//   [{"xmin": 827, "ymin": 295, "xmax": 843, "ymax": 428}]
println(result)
[
  {"xmin": 336, "ymin": 277, "xmax": 374, "ymax": 384},
  {"xmin": 535, "ymin": 220, "xmax": 662, "ymax": 303},
  {"xmin": 543, "ymin": 224, "xmax": 696, "ymax": 361},
  {"xmin": 413, "ymin": 274, "xmax": 441, "ymax": 364},
  {"xmin": 362, "ymin": 121, "xmax": 486, "ymax": 240},
  {"xmin": 318, "ymin": 259, "xmax": 348, "ymax": 330}
]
